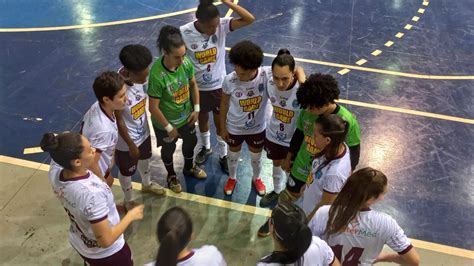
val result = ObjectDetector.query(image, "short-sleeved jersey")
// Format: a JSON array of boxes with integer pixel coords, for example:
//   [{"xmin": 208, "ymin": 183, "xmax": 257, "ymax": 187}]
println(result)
[
  {"xmin": 48, "ymin": 161, "xmax": 124, "ymax": 259},
  {"xmin": 257, "ymin": 236, "xmax": 335, "ymax": 266},
  {"xmin": 301, "ymin": 144, "xmax": 351, "ymax": 214},
  {"xmin": 81, "ymin": 101, "xmax": 118, "ymax": 175},
  {"xmin": 144, "ymin": 245, "xmax": 227, "ymax": 266},
  {"xmin": 222, "ymin": 67, "xmax": 268, "ymax": 135},
  {"xmin": 116, "ymin": 70, "xmax": 150, "ymax": 151},
  {"xmin": 148, "ymin": 56, "xmax": 195, "ymax": 129},
  {"xmin": 264, "ymin": 66, "xmax": 301, "ymax": 147},
  {"xmin": 180, "ymin": 18, "xmax": 232, "ymax": 91},
  {"xmin": 290, "ymin": 105, "xmax": 360, "ymax": 182},
  {"xmin": 310, "ymin": 206, "xmax": 413, "ymax": 266}
]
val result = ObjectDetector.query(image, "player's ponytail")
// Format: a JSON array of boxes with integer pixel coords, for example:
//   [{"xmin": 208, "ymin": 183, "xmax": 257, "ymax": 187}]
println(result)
[
  {"xmin": 260, "ymin": 202, "xmax": 312, "ymax": 265},
  {"xmin": 40, "ymin": 132, "xmax": 83, "ymax": 170},
  {"xmin": 325, "ymin": 167, "xmax": 388, "ymax": 237},
  {"xmin": 314, "ymin": 114, "xmax": 348, "ymax": 161},
  {"xmin": 272, "ymin": 48, "xmax": 295, "ymax": 72},
  {"xmin": 157, "ymin": 25, "xmax": 185, "ymax": 54},
  {"xmin": 196, "ymin": 0, "xmax": 219, "ymax": 22},
  {"xmin": 155, "ymin": 207, "xmax": 193, "ymax": 266}
]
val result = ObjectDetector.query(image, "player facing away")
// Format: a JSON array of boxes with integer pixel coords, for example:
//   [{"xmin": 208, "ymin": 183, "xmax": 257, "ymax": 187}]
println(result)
[
  {"xmin": 41, "ymin": 132, "xmax": 144, "ymax": 266},
  {"xmin": 309, "ymin": 168, "xmax": 420, "ymax": 266},
  {"xmin": 302, "ymin": 114, "xmax": 352, "ymax": 220},
  {"xmin": 220, "ymin": 40, "xmax": 268, "ymax": 196},
  {"xmin": 144, "ymin": 207, "xmax": 227, "ymax": 266},
  {"xmin": 258, "ymin": 201, "xmax": 340, "ymax": 266},
  {"xmin": 81, "ymin": 71, "xmax": 128, "ymax": 187},
  {"xmin": 260, "ymin": 49, "xmax": 305, "ymax": 207},
  {"xmin": 258, "ymin": 74, "xmax": 360, "ymax": 236},
  {"xmin": 115, "ymin": 44, "xmax": 165, "ymax": 210},
  {"xmin": 148, "ymin": 25, "xmax": 207, "ymax": 193},
  {"xmin": 180, "ymin": 0, "xmax": 255, "ymax": 173}
]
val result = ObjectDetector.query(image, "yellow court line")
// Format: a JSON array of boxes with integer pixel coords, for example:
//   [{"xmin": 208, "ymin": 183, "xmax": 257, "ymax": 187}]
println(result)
[
  {"xmin": 1, "ymin": 154, "xmax": 473, "ymax": 259},
  {"xmin": 23, "ymin": 147, "xmax": 44, "ymax": 155},
  {"xmin": 404, "ymin": 24, "xmax": 413, "ymax": 30},
  {"xmin": 395, "ymin": 32, "xmax": 405, "ymax": 38},
  {"xmin": 384, "ymin": 41, "xmax": 394, "ymax": 47},
  {"xmin": 371, "ymin": 49, "xmax": 382, "ymax": 56},
  {"xmin": 337, "ymin": 68, "xmax": 351, "ymax": 75},
  {"xmin": 412, "ymin": 16, "xmax": 420, "ymax": 22},
  {"xmin": 355, "ymin": 59, "xmax": 367, "ymax": 65},
  {"xmin": 337, "ymin": 99, "xmax": 474, "ymax": 124},
  {"xmin": 224, "ymin": 0, "xmax": 239, "ymax": 18},
  {"xmin": 418, "ymin": 8, "xmax": 426, "ymax": 14},
  {"xmin": 0, "ymin": 3, "xmax": 221, "ymax": 33}
]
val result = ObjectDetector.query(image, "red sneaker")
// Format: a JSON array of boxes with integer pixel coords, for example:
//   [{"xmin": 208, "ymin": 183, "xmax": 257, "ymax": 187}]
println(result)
[
  {"xmin": 224, "ymin": 177, "xmax": 237, "ymax": 196},
  {"xmin": 253, "ymin": 178, "xmax": 266, "ymax": 196}
]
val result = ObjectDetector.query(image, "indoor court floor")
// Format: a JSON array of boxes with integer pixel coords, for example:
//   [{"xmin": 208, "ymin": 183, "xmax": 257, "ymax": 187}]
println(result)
[{"xmin": 0, "ymin": 0, "xmax": 473, "ymax": 265}]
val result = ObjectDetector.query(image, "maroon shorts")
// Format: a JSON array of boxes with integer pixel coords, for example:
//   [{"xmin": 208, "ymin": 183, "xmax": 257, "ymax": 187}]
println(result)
[
  {"xmin": 227, "ymin": 131, "xmax": 265, "ymax": 149},
  {"xmin": 264, "ymin": 137, "xmax": 289, "ymax": 161},
  {"xmin": 115, "ymin": 137, "xmax": 152, "ymax": 176},
  {"xmin": 81, "ymin": 242, "xmax": 133, "ymax": 266},
  {"xmin": 200, "ymin": 89, "xmax": 222, "ymax": 114}
]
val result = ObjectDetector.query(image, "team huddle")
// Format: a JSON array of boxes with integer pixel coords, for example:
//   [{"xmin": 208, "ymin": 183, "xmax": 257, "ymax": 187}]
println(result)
[{"xmin": 39, "ymin": 0, "xmax": 421, "ymax": 265}]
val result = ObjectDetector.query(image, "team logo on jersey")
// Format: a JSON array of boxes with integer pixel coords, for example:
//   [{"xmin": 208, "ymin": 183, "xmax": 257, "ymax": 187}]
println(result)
[
  {"xmin": 276, "ymin": 131, "xmax": 287, "ymax": 142},
  {"xmin": 211, "ymin": 35, "xmax": 217, "ymax": 43},
  {"xmin": 280, "ymin": 100, "xmax": 287, "ymax": 107},
  {"xmin": 135, "ymin": 94, "xmax": 141, "ymax": 101},
  {"xmin": 270, "ymin": 96, "xmax": 276, "ymax": 103},
  {"xmin": 202, "ymin": 42, "xmax": 208, "ymax": 49},
  {"xmin": 131, "ymin": 99, "xmax": 146, "ymax": 120},
  {"xmin": 203, "ymin": 73, "xmax": 213, "ymax": 82},
  {"xmin": 191, "ymin": 44, "xmax": 198, "ymax": 49},
  {"xmin": 304, "ymin": 135, "xmax": 319, "ymax": 155},
  {"xmin": 195, "ymin": 47, "xmax": 217, "ymax": 64},
  {"xmin": 239, "ymin": 96, "xmax": 262, "ymax": 112},
  {"xmin": 173, "ymin": 85, "xmax": 190, "ymax": 104},
  {"xmin": 273, "ymin": 106, "xmax": 295, "ymax": 123},
  {"xmin": 235, "ymin": 91, "xmax": 243, "ymax": 98},
  {"xmin": 258, "ymin": 83, "xmax": 264, "ymax": 93},
  {"xmin": 244, "ymin": 119, "xmax": 256, "ymax": 129},
  {"xmin": 292, "ymin": 99, "xmax": 299, "ymax": 108},
  {"xmin": 247, "ymin": 90, "xmax": 255, "ymax": 97}
]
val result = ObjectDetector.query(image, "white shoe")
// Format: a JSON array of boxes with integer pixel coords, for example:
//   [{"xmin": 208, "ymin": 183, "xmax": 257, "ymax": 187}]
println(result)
[{"xmin": 142, "ymin": 181, "xmax": 166, "ymax": 195}]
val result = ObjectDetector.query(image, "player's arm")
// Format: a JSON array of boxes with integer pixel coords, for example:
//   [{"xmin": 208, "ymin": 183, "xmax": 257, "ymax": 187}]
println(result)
[
  {"xmin": 295, "ymin": 66, "xmax": 306, "ymax": 84},
  {"xmin": 348, "ymin": 144, "xmax": 360, "ymax": 170},
  {"xmin": 219, "ymin": 92, "xmax": 231, "ymax": 141},
  {"xmin": 91, "ymin": 205, "xmax": 144, "ymax": 248},
  {"xmin": 149, "ymin": 97, "xmax": 178, "ymax": 138},
  {"xmin": 115, "ymin": 110, "xmax": 139, "ymax": 158},
  {"xmin": 222, "ymin": 0, "xmax": 255, "ymax": 30},
  {"xmin": 375, "ymin": 248, "xmax": 420, "ymax": 266},
  {"xmin": 307, "ymin": 191, "xmax": 338, "ymax": 221},
  {"xmin": 187, "ymin": 76, "xmax": 200, "ymax": 125}
]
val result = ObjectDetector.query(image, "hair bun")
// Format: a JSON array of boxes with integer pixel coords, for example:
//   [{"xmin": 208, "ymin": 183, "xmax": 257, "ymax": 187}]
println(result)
[
  {"xmin": 199, "ymin": 0, "xmax": 214, "ymax": 6},
  {"xmin": 277, "ymin": 48, "xmax": 291, "ymax": 56},
  {"xmin": 40, "ymin": 133, "xmax": 59, "ymax": 152}
]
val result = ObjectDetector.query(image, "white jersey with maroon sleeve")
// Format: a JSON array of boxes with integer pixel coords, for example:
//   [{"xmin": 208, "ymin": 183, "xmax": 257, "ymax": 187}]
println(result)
[
  {"xmin": 144, "ymin": 245, "xmax": 227, "ymax": 266},
  {"xmin": 310, "ymin": 205, "xmax": 413, "ymax": 266},
  {"xmin": 222, "ymin": 67, "xmax": 268, "ymax": 135},
  {"xmin": 257, "ymin": 236, "xmax": 335, "ymax": 266},
  {"xmin": 264, "ymin": 66, "xmax": 301, "ymax": 147},
  {"xmin": 81, "ymin": 101, "xmax": 118, "ymax": 175},
  {"xmin": 115, "ymin": 77, "xmax": 150, "ymax": 151},
  {"xmin": 302, "ymin": 144, "xmax": 351, "ymax": 214},
  {"xmin": 180, "ymin": 18, "xmax": 232, "ymax": 91},
  {"xmin": 48, "ymin": 161, "xmax": 124, "ymax": 259}
]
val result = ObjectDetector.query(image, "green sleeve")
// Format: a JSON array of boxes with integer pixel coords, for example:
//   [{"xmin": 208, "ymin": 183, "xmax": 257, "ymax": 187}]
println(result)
[
  {"xmin": 296, "ymin": 110, "xmax": 305, "ymax": 131},
  {"xmin": 346, "ymin": 116, "xmax": 361, "ymax": 146},
  {"xmin": 147, "ymin": 70, "xmax": 163, "ymax": 98}
]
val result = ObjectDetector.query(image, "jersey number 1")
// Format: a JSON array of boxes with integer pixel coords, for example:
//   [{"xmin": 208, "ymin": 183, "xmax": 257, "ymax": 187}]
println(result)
[{"xmin": 331, "ymin": 244, "xmax": 364, "ymax": 266}]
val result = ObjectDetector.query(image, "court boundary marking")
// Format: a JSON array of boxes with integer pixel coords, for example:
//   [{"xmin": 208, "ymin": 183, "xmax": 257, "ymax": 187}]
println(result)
[{"xmin": 1, "ymin": 154, "xmax": 473, "ymax": 259}]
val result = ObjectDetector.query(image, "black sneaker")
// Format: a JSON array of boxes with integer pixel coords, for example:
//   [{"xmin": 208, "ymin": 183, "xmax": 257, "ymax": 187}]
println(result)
[
  {"xmin": 219, "ymin": 156, "xmax": 229, "ymax": 174},
  {"xmin": 259, "ymin": 191, "xmax": 279, "ymax": 208},
  {"xmin": 195, "ymin": 146, "xmax": 212, "ymax": 165},
  {"xmin": 258, "ymin": 219, "xmax": 271, "ymax": 237}
]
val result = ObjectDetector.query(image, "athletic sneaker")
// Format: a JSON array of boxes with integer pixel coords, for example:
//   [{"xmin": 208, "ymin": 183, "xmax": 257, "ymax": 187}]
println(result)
[
  {"xmin": 142, "ymin": 181, "xmax": 166, "ymax": 195},
  {"xmin": 183, "ymin": 164, "xmax": 207, "ymax": 179},
  {"xmin": 224, "ymin": 177, "xmax": 237, "ymax": 196},
  {"xmin": 167, "ymin": 175, "xmax": 182, "ymax": 193},
  {"xmin": 258, "ymin": 219, "xmax": 271, "ymax": 237},
  {"xmin": 259, "ymin": 191, "xmax": 279, "ymax": 207},
  {"xmin": 195, "ymin": 146, "xmax": 212, "ymax": 164},
  {"xmin": 253, "ymin": 178, "xmax": 266, "ymax": 196},
  {"xmin": 219, "ymin": 156, "xmax": 229, "ymax": 174}
]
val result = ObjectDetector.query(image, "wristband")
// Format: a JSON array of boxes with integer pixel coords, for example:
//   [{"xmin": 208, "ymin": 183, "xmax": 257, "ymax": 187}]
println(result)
[
  {"xmin": 164, "ymin": 123, "xmax": 173, "ymax": 133},
  {"xmin": 194, "ymin": 104, "xmax": 200, "ymax": 112}
]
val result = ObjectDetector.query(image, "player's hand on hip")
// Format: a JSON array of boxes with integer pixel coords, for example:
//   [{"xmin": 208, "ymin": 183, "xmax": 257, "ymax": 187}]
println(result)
[
  {"xmin": 127, "ymin": 204, "xmax": 145, "ymax": 221},
  {"xmin": 187, "ymin": 111, "xmax": 199, "ymax": 125},
  {"xmin": 221, "ymin": 128, "xmax": 231, "ymax": 142},
  {"xmin": 129, "ymin": 144, "xmax": 140, "ymax": 160}
]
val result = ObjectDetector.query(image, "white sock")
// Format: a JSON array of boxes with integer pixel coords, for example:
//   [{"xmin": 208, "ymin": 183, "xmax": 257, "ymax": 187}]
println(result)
[
  {"xmin": 272, "ymin": 166, "xmax": 285, "ymax": 193},
  {"xmin": 250, "ymin": 151, "xmax": 262, "ymax": 180},
  {"xmin": 216, "ymin": 135, "xmax": 228, "ymax": 158},
  {"xmin": 201, "ymin": 130, "xmax": 211, "ymax": 150},
  {"xmin": 227, "ymin": 150, "xmax": 241, "ymax": 179},
  {"xmin": 138, "ymin": 159, "xmax": 151, "ymax": 186},
  {"xmin": 118, "ymin": 173, "xmax": 133, "ymax": 202}
]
